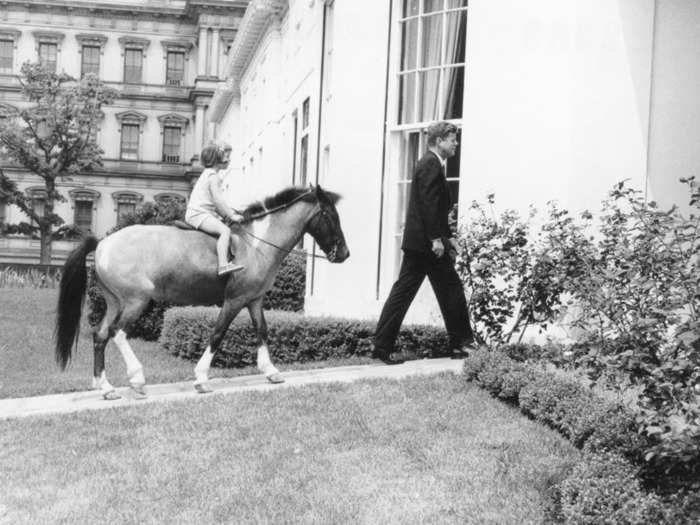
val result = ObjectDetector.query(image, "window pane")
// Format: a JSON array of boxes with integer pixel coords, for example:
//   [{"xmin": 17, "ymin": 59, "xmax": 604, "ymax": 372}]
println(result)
[
  {"xmin": 421, "ymin": 14, "xmax": 443, "ymax": 68},
  {"xmin": 398, "ymin": 72, "xmax": 417, "ymax": 124},
  {"xmin": 446, "ymin": 0, "xmax": 468, "ymax": 8},
  {"xmin": 162, "ymin": 126, "xmax": 181, "ymax": 163},
  {"xmin": 400, "ymin": 18, "xmax": 418, "ymax": 71},
  {"xmin": 117, "ymin": 202, "xmax": 135, "ymax": 223},
  {"xmin": 403, "ymin": 0, "xmax": 419, "ymax": 17},
  {"xmin": 0, "ymin": 40, "xmax": 12, "ymax": 73},
  {"xmin": 444, "ymin": 10, "xmax": 467, "ymax": 64},
  {"xmin": 424, "ymin": 0, "xmax": 443, "ymax": 13},
  {"xmin": 81, "ymin": 46, "xmax": 100, "ymax": 77},
  {"xmin": 443, "ymin": 65, "xmax": 464, "ymax": 119},
  {"xmin": 124, "ymin": 49, "xmax": 142, "ymax": 83},
  {"xmin": 302, "ymin": 98, "xmax": 310, "ymax": 129},
  {"xmin": 120, "ymin": 124, "xmax": 139, "ymax": 160},
  {"xmin": 299, "ymin": 134, "xmax": 308, "ymax": 186},
  {"xmin": 0, "ymin": 200, "xmax": 6, "ymax": 225},
  {"xmin": 39, "ymin": 43, "xmax": 57, "ymax": 72},
  {"xmin": 75, "ymin": 201, "xmax": 92, "ymax": 233},
  {"xmin": 166, "ymin": 51, "xmax": 185, "ymax": 85},
  {"xmin": 418, "ymin": 69, "xmax": 441, "ymax": 122}
]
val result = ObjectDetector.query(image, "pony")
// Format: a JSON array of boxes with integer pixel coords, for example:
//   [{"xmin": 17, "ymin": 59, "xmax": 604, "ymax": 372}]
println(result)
[{"xmin": 55, "ymin": 185, "xmax": 349, "ymax": 399}]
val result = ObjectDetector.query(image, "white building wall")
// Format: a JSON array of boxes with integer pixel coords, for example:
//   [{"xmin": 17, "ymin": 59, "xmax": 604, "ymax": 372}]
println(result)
[
  {"xmin": 647, "ymin": 0, "xmax": 700, "ymax": 212},
  {"xmin": 461, "ymin": 0, "xmax": 654, "ymax": 221}
]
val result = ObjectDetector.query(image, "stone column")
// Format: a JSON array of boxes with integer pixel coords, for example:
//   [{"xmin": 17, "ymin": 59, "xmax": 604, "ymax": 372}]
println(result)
[
  {"xmin": 194, "ymin": 104, "xmax": 205, "ymax": 155},
  {"xmin": 211, "ymin": 29, "xmax": 220, "ymax": 77},
  {"xmin": 197, "ymin": 27, "xmax": 207, "ymax": 77}
]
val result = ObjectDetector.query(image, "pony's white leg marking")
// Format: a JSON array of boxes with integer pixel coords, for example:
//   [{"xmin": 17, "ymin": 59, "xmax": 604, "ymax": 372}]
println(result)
[
  {"xmin": 194, "ymin": 345, "xmax": 214, "ymax": 385},
  {"xmin": 257, "ymin": 344, "xmax": 282, "ymax": 380},
  {"xmin": 113, "ymin": 330, "xmax": 145, "ymax": 386},
  {"xmin": 92, "ymin": 371, "xmax": 120, "ymax": 399}
]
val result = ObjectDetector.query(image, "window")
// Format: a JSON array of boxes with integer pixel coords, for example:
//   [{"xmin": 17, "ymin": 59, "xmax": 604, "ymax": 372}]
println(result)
[
  {"xmin": 0, "ymin": 40, "xmax": 13, "ymax": 73},
  {"xmin": 299, "ymin": 97, "xmax": 310, "ymax": 186},
  {"xmin": 124, "ymin": 48, "xmax": 142, "ymax": 83},
  {"xmin": 398, "ymin": 0, "xmax": 467, "ymax": 124},
  {"xmin": 31, "ymin": 196, "xmax": 45, "ymax": 230},
  {"xmin": 120, "ymin": 123, "xmax": 139, "ymax": 160},
  {"xmin": 166, "ymin": 51, "xmax": 185, "ymax": 86},
  {"xmin": 291, "ymin": 111, "xmax": 299, "ymax": 184},
  {"xmin": 81, "ymin": 45, "xmax": 100, "ymax": 78},
  {"xmin": 39, "ymin": 42, "xmax": 57, "ymax": 73},
  {"xmin": 74, "ymin": 200, "xmax": 93, "ymax": 233},
  {"xmin": 0, "ymin": 199, "xmax": 6, "ymax": 226},
  {"xmin": 117, "ymin": 202, "xmax": 135, "ymax": 223},
  {"xmin": 162, "ymin": 126, "xmax": 181, "ymax": 163},
  {"xmin": 113, "ymin": 191, "xmax": 143, "ymax": 225}
]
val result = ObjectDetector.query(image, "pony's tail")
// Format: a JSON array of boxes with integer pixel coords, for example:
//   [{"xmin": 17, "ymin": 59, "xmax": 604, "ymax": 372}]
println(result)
[{"xmin": 55, "ymin": 235, "xmax": 99, "ymax": 370}]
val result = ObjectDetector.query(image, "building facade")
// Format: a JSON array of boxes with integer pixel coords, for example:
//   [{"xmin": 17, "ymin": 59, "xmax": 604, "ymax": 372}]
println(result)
[
  {"xmin": 210, "ymin": 0, "xmax": 700, "ymax": 328},
  {"xmin": 0, "ymin": 0, "xmax": 246, "ymax": 264}
]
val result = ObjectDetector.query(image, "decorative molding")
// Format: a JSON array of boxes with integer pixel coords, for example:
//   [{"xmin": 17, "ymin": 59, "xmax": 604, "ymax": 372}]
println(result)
[
  {"xmin": 160, "ymin": 39, "xmax": 195, "ymax": 59},
  {"xmin": 115, "ymin": 110, "xmax": 148, "ymax": 126},
  {"xmin": 75, "ymin": 33, "xmax": 108, "ymax": 54},
  {"xmin": 112, "ymin": 191, "xmax": 143, "ymax": 205},
  {"xmin": 157, "ymin": 113, "xmax": 190, "ymax": 128},
  {"xmin": 32, "ymin": 30, "xmax": 65, "ymax": 52},
  {"xmin": 68, "ymin": 188, "xmax": 101, "ymax": 202},
  {"xmin": 118, "ymin": 36, "xmax": 150, "ymax": 55},
  {"xmin": 24, "ymin": 186, "xmax": 47, "ymax": 198},
  {"xmin": 154, "ymin": 192, "xmax": 186, "ymax": 204},
  {"xmin": 0, "ymin": 103, "xmax": 18, "ymax": 117},
  {"xmin": 0, "ymin": 28, "xmax": 21, "ymax": 46}
]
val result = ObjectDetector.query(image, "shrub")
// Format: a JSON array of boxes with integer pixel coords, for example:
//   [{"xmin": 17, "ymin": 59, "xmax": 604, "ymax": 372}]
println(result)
[
  {"xmin": 558, "ymin": 452, "xmax": 666, "ymax": 525},
  {"xmin": 159, "ymin": 307, "xmax": 450, "ymax": 367},
  {"xmin": 263, "ymin": 251, "xmax": 306, "ymax": 312}
]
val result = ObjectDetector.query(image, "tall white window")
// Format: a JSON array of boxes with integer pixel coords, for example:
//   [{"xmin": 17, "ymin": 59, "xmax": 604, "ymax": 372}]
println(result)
[
  {"xmin": 38, "ymin": 42, "xmax": 57, "ymax": 73},
  {"xmin": 392, "ymin": 0, "xmax": 468, "ymax": 273},
  {"xmin": 120, "ymin": 123, "xmax": 139, "ymax": 160},
  {"xmin": 0, "ymin": 40, "xmax": 13, "ymax": 73}
]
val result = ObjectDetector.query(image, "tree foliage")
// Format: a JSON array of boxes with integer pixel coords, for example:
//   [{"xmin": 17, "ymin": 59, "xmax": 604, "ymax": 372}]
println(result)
[{"xmin": 0, "ymin": 62, "xmax": 117, "ymax": 262}]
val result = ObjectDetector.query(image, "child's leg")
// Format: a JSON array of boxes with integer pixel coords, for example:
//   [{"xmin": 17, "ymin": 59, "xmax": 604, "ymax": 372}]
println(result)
[{"xmin": 198, "ymin": 216, "xmax": 230, "ymax": 267}]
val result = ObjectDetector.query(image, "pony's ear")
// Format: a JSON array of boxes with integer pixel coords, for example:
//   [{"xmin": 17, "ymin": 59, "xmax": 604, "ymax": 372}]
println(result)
[{"xmin": 316, "ymin": 184, "xmax": 341, "ymax": 204}]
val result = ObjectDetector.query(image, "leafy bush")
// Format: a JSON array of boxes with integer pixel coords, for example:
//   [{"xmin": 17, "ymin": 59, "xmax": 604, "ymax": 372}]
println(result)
[
  {"xmin": 558, "ymin": 452, "xmax": 666, "ymax": 525},
  {"xmin": 262, "ymin": 251, "xmax": 306, "ymax": 312},
  {"xmin": 159, "ymin": 307, "xmax": 450, "ymax": 367}
]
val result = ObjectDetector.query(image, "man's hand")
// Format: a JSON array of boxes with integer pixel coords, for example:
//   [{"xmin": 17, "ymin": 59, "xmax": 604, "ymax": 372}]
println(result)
[{"xmin": 431, "ymin": 238, "xmax": 444, "ymax": 258}]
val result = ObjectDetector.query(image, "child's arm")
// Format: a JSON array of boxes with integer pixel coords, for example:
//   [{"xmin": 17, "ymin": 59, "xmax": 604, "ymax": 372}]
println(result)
[{"xmin": 208, "ymin": 175, "xmax": 244, "ymax": 223}]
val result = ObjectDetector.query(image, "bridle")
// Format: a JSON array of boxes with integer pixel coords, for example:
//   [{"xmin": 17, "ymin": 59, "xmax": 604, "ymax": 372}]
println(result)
[{"xmin": 234, "ymin": 190, "xmax": 339, "ymax": 261}]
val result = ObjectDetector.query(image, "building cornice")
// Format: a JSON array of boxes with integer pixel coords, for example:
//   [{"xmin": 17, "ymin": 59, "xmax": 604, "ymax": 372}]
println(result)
[
  {"xmin": 0, "ymin": 0, "xmax": 248, "ymax": 22},
  {"xmin": 209, "ymin": 0, "xmax": 287, "ymax": 122}
]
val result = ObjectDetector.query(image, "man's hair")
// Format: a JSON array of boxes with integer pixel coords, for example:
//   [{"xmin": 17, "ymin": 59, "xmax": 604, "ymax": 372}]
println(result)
[
  {"xmin": 426, "ymin": 121, "xmax": 458, "ymax": 147},
  {"xmin": 200, "ymin": 143, "xmax": 231, "ymax": 168}
]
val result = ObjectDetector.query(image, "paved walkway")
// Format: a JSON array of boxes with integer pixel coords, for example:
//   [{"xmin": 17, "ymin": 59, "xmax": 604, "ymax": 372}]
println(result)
[{"xmin": 0, "ymin": 358, "xmax": 464, "ymax": 420}]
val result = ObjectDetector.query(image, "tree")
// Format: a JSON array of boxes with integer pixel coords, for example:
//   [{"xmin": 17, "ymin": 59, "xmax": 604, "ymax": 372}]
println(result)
[{"xmin": 0, "ymin": 62, "xmax": 117, "ymax": 263}]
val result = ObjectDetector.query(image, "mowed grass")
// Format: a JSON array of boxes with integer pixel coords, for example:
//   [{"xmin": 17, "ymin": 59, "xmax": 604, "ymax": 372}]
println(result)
[
  {"xmin": 0, "ymin": 289, "xmax": 376, "ymax": 399},
  {"xmin": 0, "ymin": 374, "xmax": 577, "ymax": 524}
]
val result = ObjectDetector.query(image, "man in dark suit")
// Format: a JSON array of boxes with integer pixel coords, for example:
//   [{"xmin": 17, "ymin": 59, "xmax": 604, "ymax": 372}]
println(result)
[{"xmin": 373, "ymin": 121, "xmax": 476, "ymax": 365}]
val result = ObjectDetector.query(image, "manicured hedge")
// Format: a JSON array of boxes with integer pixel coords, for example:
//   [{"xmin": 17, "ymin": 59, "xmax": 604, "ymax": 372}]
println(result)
[
  {"xmin": 159, "ymin": 306, "xmax": 450, "ymax": 367},
  {"xmin": 463, "ymin": 347, "xmax": 698, "ymax": 524}
]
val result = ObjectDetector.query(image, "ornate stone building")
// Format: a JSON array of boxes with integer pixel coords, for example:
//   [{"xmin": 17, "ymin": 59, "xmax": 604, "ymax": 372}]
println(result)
[{"xmin": 0, "ymin": 0, "xmax": 247, "ymax": 264}]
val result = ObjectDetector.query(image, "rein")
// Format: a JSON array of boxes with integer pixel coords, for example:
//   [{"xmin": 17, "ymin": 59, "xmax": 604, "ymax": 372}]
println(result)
[{"xmin": 235, "ymin": 190, "xmax": 329, "ymax": 260}]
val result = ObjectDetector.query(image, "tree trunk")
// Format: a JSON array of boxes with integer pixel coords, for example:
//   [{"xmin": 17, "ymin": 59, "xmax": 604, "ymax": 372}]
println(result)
[
  {"xmin": 39, "ymin": 225, "xmax": 52, "ymax": 264},
  {"xmin": 39, "ymin": 189, "xmax": 54, "ymax": 265}
]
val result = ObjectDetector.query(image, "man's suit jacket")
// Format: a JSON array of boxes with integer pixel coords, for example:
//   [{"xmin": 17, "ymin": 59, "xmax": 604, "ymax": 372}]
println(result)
[{"xmin": 401, "ymin": 150, "xmax": 454, "ymax": 254}]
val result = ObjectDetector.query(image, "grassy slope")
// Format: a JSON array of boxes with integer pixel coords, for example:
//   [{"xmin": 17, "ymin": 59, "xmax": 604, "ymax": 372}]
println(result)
[
  {"xmin": 0, "ymin": 374, "xmax": 577, "ymax": 524},
  {"xmin": 0, "ymin": 289, "xmax": 376, "ymax": 399}
]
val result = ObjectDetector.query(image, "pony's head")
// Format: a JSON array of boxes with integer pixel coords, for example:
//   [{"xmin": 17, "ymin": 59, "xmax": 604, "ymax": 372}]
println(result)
[{"xmin": 305, "ymin": 185, "xmax": 350, "ymax": 263}]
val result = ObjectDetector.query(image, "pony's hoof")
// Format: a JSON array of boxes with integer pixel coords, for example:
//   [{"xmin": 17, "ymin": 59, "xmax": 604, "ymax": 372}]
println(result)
[
  {"xmin": 266, "ymin": 373, "xmax": 285, "ymax": 384},
  {"xmin": 103, "ymin": 390, "xmax": 121, "ymax": 401},
  {"xmin": 130, "ymin": 384, "xmax": 147, "ymax": 399},
  {"xmin": 195, "ymin": 382, "xmax": 213, "ymax": 394}
]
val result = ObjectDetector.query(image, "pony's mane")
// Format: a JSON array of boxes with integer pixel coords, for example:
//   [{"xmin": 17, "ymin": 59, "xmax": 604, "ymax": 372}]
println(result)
[{"xmin": 241, "ymin": 186, "xmax": 317, "ymax": 219}]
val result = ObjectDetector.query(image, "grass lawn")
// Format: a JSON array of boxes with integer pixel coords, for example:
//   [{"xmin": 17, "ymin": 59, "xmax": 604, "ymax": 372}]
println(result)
[
  {"xmin": 0, "ymin": 374, "xmax": 577, "ymax": 524},
  {"xmin": 0, "ymin": 289, "xmax": 376, "ymax": 399}
]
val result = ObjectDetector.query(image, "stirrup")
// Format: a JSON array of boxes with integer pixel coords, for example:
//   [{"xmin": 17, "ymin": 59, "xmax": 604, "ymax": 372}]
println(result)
[{"xmin": 218, "ymin": 262, "xmax": 245, "ymax": 275}]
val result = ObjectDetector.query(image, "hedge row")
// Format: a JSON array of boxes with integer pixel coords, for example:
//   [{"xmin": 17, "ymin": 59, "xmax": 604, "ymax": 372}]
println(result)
[
  {"xmin": 87, "ymin": 251, "xmax": 307, "ymax": 341},
  {"xmin": 159, "ymin": 306, "xmax": 450, "ymax": 367},
  {"xmin": 463, "ymin": 348, "xmax": 700, "ymax": 524}
]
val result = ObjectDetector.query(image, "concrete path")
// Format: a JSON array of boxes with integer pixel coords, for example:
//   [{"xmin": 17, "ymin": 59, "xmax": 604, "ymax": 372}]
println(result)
[{"xmin": 0, "ymin": 358, "xmax": 464, "ymax": 420}]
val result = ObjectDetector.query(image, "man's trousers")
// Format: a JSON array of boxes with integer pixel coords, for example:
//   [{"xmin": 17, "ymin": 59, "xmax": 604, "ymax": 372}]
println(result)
[{"xmin": 374, "ymin": 250, "xmax": 474, "ymax": 353}]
